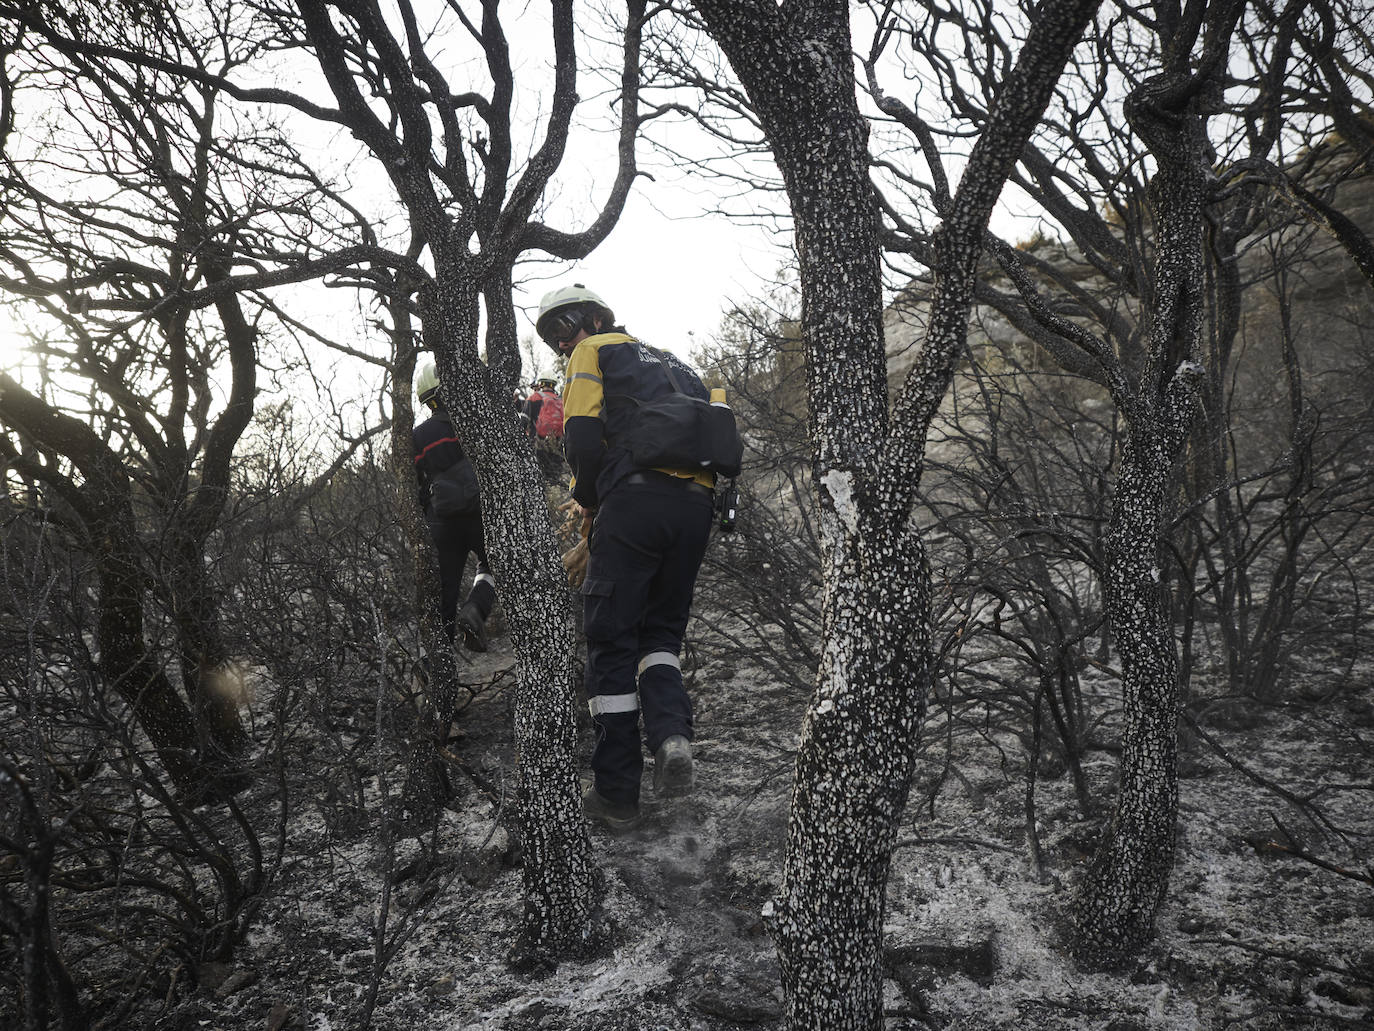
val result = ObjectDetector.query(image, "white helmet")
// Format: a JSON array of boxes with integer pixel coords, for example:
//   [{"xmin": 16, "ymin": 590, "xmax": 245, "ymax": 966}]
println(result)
[
  {"xmin": 535, "ymin": 283, "xmax": 612, "ymax": 348},
  {"xmin": 416, "ymin": 360, "xmax": 441, "ymax": 406}
]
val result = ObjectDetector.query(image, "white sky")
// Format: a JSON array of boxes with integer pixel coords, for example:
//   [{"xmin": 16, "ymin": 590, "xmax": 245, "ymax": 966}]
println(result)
[
  {"xmin": 511, "ymin": 191, "xmax": 786, "ymax": 365},
  {"xmin": 0, "ymin": 4, "xmax": 929, "ymax": 410},
  {"xmin": 500, "ymin": 9, "xmax": 791, "ymax": 368}
]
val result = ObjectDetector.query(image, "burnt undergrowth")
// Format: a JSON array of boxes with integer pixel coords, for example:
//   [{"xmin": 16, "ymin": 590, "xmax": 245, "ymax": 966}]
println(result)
[{"xmin": 2, "ymin": 319, "xmax": 1372, "ymax": 1027}]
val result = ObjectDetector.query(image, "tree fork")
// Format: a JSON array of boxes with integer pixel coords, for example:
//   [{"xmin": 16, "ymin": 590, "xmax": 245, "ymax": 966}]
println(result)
[{"xmin": 689, "ymin": 0, "xmax": 1103, "ymax": 1023}]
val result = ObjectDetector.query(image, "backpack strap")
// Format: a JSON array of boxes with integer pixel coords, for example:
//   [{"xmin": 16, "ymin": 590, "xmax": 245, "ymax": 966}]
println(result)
[{"xmin": 645, "ymin": 344, "xmax": 688, "ymax": 394}]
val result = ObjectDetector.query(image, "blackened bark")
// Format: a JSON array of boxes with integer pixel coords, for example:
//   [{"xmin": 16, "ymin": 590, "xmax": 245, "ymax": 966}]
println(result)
[
  {"xmin": 690, "ymin": 1, "xmax": 1100, "ymax": 1025},
  {"xmin": 422, "ymin": 258, "xmax": 597, "ymax": 962},
  {"xmin": 0, "ymin": 373, "xmax": 214, "ymax": 796},
  {"xmin": 386, "ymin": 272, "xmax": 465, "ymax": 822},
  {"xmin": 164, "ymin": 528, "xmax": 250, "ymax": 761},
  {"xmin": 688, "ymin": 6, "xmax": 909, "ymax": 1025},
  {"xmin": 474, "ymin": 275, "xmax": 598, "ymax": 953},
  {"xmin": 95, "ymin": 517, "xmax": 208, "ymax": 795},
  {"xmin": 285, "ymin": 0, "xmax": 626, "ymax": 958},
  {"xmin": 0, "ymin": 755, "xmax": 87, "ymax": 1031},
  {"xmin": 1072, "ymin": 3, "xmax": 1234, "ymax": 961},
  {"xmin": 1073, "ymin": 425, "xmax": 1185, "ymax": 966}
]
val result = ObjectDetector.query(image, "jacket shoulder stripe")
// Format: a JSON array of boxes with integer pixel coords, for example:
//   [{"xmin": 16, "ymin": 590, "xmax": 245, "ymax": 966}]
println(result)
[{"xmin": 415, "ymin": 435, "xmax": 459, "ymax": 463}]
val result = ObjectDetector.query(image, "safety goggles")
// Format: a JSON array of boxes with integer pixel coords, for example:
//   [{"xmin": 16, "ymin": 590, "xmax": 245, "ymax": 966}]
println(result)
[{"xmin": 539, "ymin": 307, "xmax": 586, "ymax": 347}]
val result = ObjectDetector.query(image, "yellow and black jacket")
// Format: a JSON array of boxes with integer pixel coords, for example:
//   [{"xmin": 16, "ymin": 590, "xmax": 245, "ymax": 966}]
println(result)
[{"xmin": 562, "ymin": 332, "xmax": 715, "ymax": 507}]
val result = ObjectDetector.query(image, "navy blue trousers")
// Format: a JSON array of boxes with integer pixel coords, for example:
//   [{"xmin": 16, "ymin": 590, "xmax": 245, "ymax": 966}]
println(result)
[
  {"xmin": 426, "ymin": 514, "xmax": 495, "ymax": 642},
  {"xmin": 581, "ymin": 477, "xmax": 713, "ymax": 804}
]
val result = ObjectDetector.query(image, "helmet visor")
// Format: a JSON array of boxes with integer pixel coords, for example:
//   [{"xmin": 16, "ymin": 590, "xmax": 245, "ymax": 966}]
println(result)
[{"xmin": 538, "ymin": 307, "xmax": 587, "ymax": 348}]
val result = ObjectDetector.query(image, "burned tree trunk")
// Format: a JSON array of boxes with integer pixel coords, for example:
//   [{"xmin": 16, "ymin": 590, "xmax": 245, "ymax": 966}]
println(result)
[
  {"xmin": 1072, "ymin": 17, "xmax": 1229, "ymax": 960},
  {"xmin": 279, "ymin": 0, "xmax": 653, "ymax": 960},
  {"xmin": 1073, "ymin": 422, "xmax": 1189, "ymax": 965},
  {"xmin": 689, "ymin": 1, "xmax": 1101, "ymax": 1024},
  {"xmin": 421, "ymin": 261, "xmax": 597, "ymax": 963},
  {"xmin": 95, "ymin": 513, "xmax": 211, "ymax": 796},
  {"xmin": 686, "ymin": 7, "xmax": 914, "ymax": 1024},
  {"xmin": 383, "ymin": 274, "xmax": 464, "ymax": 823},
  {"xmin": 160, "ymin": 519, "xmax": 252, "ymax": 766}
]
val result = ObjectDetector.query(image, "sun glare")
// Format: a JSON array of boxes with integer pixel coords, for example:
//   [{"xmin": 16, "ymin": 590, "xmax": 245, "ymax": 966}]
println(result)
[{"xmin": 0, "ymin": 322, "xmax": 25, "ymax": 377}]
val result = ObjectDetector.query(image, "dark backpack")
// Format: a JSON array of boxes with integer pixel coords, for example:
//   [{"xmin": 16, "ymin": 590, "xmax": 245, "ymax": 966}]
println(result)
[
  {"xmin": 611, "ymin": 346, "xmax": 744, "ymax": 478},
  {"xmin": 429, "ymin": 457, "xmax": 480, "ymax": 517},
  {"xmin": 424, "ymin": 413, "xmax": 481, "ymax": 517}
]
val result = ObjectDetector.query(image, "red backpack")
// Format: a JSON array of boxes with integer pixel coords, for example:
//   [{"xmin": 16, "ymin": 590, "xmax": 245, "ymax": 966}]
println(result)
[{"xmin": 534, "ymin": 390, "xmax": 564, "ymax": 438}]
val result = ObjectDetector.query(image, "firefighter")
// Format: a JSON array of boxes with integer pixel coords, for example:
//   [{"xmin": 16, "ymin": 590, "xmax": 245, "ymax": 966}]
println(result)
[
  {"xmin": 523, "ymin": 377, "xmax": 562, "ymax": 433},
  {"xmin": 413, "ymin": 361, "xmax": 495, "ymax": 652},
  {"xmin": 522, "ymin": 376, "xmax": 565, "ymax": 483},
  {"xmin": 536, "ymin": 283, "xmax": 714, "ymax": 832}
]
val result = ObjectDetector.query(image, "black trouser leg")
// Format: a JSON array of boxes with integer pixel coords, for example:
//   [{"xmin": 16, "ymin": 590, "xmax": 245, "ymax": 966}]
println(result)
[{"xmin": 580, "ymin": 481, "xmax": 712, "ymax": 805}]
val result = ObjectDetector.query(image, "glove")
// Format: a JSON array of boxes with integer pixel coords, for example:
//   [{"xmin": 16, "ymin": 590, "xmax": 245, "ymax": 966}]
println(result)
[
  {"xmin": 562, "ymin": 538, "xmax": 589, "ymax": 588},
  {"xmin": 557, "ymin": 497, "xmax": 593, "ymax": 587}
]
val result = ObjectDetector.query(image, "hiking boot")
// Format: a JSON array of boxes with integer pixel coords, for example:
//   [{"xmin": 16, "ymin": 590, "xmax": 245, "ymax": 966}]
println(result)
[
  {"xmin": 582, "ymin": 786, "xmax": 641, "ymax": 833},
  {"xmin": 457, "ymin": 601, "xmax": 488, "ymax": 653},
  {"xmin": 653, "ymin": 735, "xmax": 694, "ymax": 796}
]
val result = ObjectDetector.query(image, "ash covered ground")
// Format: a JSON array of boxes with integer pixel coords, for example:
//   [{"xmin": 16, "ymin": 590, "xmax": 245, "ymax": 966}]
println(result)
[{"xmin": 154, "ymin": 613, "xmax": 1374, "ymax": 1031}]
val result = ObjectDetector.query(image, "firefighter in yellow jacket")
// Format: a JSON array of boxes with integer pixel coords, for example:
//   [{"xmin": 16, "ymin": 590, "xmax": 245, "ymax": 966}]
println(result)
[{"xmin": 537, "ymin": 284, "xmax": 713, "ymax": 832}]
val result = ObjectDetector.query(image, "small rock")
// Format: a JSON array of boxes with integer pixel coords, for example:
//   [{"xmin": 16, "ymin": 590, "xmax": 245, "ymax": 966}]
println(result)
[
  {"xmin": 1234, "ymin": 830, "xmax": 1290, "ymax": 858},
  {"xmin": 197, "ymin": 961, "xmax": 233, "ymax": 992},
  {"xmin": 514, "ymin": 1000, "xmax": 556, "ymax": 1022},
  {"xmin": 1345, "ymin": 697, "xmax": 1374, "ymax": 727},
  {"xmin": 1176, "ymin": 913, "xmax": 1208, "ymax": 934},
  {"xmin": 1201, "ymin": 700, "xmax": 1262, "ymax": 731},
  {"xmin": 888, "ymin": 960, "xmax": 932, "ymax": 1007},
  {"xmin": 215, "ymin": 968, "xmax": 258, "ymax": 999},
  {"xmin": 457, "ymin": 828, "xmax": 509, "ymax": 885},
  {"xmin": 662, "ymin": 855, "xmax": 703, "ymax": 887},
  {"xmin": 267, "ymin": 1003, "xmax": 298, "ymax": 1031},
  {"xmin": 426, "ymin": 972, "xmax": 456, "ymax": 998},
  {"xmin": 1177, "ymin": 755, "xmax": 1212, "ymax": 779},
  {"xmin": 1313, "ymin": 978, "xmax": 1374, "ymax": 1008}
]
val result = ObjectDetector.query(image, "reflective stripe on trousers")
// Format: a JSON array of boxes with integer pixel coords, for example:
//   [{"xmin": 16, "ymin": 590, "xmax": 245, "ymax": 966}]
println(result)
[{"xmin": 580, "ymin": 479, "xmax": 712, "ymax": 804}]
